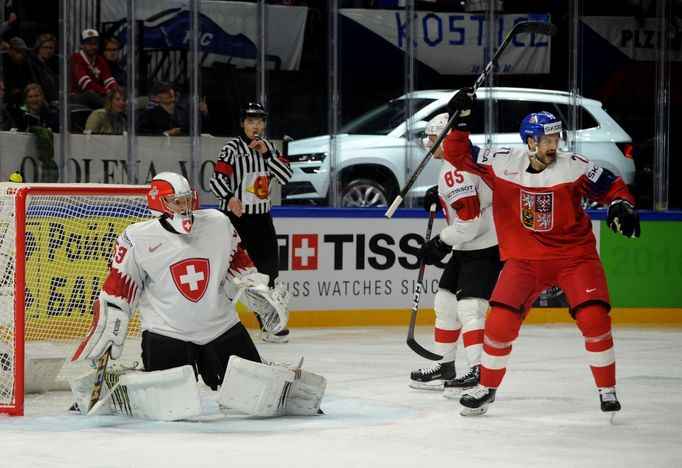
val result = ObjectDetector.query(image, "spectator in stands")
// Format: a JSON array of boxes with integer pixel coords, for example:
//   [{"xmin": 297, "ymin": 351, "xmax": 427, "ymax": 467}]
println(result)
[
  {"xmin": 2, "ymin": 36, "xmax": 37, "ymax": 105},
  {"xmin": 1, "ymin": 10, "xmax": 18, "ymax": 39},
  {"xmin": 16, "ymin": 82, "xmax": 57, "ymax": 132},
  {"xmin": 69, "ymin": 29, "xmax": 119, "ymax": 109},
  {"xmin": 17, "ymin": 83, "xmax": 57, "ymax": 181},
  {"xmin": 0, "ymin": 79, "xmax": 18, "ymax": 130},
  {"xmin": 137, "ymin": 80, "xmax": 208, "ymax": 136},
  {"xmin": 27, "ymin": 33, "xmax": 58, "ymax": 108},
  {"xmin": 84, "ymin": 87, "xmax": 127, "ymax": 135},
  {"xmin": 101, "ymin": 36, "xmax": 125, "ymax": 88}
]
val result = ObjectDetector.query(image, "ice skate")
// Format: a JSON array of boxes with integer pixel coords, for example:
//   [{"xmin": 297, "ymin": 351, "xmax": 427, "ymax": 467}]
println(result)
[
  {"xmin": 599, "ymin": 387, "xmax": 621, "ymax": 422},
  {"xmin": 262, "ymin": 327, "xmax": 290, "ymax": 343},
  {"xmin": 459, "ymin": 384, "xmax": 496, "ymax": 416},
  {"xmin": 409, "ymin": 361, "xmax": 456, "ymax": 390},
  {"xmin": 443, "ymin": 365, "xmax": 479, "ymax": 399}
]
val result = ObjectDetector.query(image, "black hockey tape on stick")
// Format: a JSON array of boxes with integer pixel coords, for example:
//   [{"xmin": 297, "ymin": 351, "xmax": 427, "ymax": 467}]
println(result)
[
  {"xmin": 406, "ymin": 204, "xmax": 443, "ymax": 361},
  {"xmin": 385, "ymin": 21, "xmax": 557, "ymax": 219}
]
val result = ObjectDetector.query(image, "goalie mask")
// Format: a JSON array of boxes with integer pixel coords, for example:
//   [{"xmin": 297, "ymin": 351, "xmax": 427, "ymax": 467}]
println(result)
[{"xmin": 147, "ymin": 172, "xmax": 198, "ymax": 235}]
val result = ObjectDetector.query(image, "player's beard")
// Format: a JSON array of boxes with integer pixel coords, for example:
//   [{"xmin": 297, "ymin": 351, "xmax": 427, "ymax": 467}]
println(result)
[{"xmin": 540, "ymin": 151, "xmax": 557, "ymax": 166}]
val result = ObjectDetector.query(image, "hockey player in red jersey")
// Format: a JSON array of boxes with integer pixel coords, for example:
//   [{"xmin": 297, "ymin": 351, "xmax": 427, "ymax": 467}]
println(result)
[
  {"xmin": 442, "ymin": 89, "xmax": 640, "ymax": 416},
  {"xmin": 409, "ymin": 113, "xmax": 502, "ymax": 394}
]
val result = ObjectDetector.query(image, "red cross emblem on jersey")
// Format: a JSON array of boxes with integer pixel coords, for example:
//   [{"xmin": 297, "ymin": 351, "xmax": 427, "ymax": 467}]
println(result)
[{"xmin": 170, "ymin": 258, "xmax": 210, "ymax": 302}]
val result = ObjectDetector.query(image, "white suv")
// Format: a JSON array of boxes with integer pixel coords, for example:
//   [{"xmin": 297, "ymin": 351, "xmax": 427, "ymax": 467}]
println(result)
[{"xmin": 282, "ymin": 87, "xmax": 635, "ymax": 207}]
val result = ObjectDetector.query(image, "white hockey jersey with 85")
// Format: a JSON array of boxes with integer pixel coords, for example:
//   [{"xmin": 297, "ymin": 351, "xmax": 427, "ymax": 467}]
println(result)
[{"xmin": 100, "ymin": 209, "xmax": 255, "ymax": 345}]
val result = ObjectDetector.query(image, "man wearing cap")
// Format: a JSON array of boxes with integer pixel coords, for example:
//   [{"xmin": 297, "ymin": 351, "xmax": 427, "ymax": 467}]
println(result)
[
  {"xmin": 69, "ymin": 29, "xmax": 119, "ymax": 109},
  {"xmin": 2, "ymin": 37, "xmax": 37, "ymax": 105},
  {"xmin": 137, "ymin": 80, "xmax": 208, "ymax": 136}
]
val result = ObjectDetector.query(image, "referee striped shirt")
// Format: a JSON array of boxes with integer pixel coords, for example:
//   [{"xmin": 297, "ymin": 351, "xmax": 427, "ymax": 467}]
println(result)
[{"xmin": 210, "ymin": 135, "xmax": 292, "ymax": 214}]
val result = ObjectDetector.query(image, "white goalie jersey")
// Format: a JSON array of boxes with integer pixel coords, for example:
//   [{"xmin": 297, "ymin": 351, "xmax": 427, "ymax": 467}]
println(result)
[{"xmin": 100, "ymin": 209, "xmax": 256, "ymax": 344}]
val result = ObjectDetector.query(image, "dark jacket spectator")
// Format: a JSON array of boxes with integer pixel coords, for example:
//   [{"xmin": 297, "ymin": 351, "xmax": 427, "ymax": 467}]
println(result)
[
  {"xmin": 137, "ymin": 81, "xmax": 208, "ymax": 136},
  {"xmin": 101, "ymin": 36, "xmax": 126, "ymax": 88},
  {"xmin": 26, "ymin": 33, "xmax": 59, "ymax": 108},
  {"xmin": 0, "ymin": 80, "xmax": 18, "ymax": 130},
  {"xmin": 2, "ymin": 37, "xmax": 37, "ymax": 105}
]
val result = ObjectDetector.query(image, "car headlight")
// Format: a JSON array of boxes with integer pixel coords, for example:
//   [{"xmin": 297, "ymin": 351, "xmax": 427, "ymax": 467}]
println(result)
[{"xmin": 287, "ymin": 152, "xmax": 327, "ymax": 163}]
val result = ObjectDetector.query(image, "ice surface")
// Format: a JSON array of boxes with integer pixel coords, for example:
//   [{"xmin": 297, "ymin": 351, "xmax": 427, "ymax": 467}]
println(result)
[{"xmin": 1, "ymin": 325, "xmax": 680, "ymax": 468}]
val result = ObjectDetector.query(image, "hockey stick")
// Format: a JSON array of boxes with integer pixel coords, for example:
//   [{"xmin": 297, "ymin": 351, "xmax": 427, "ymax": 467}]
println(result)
[
  {"xmin": 385, "ymin": 20, "xmax": 557, "ymax": 218},
  {"xmin": 406, "ymin": 203, "xmax": 443, "ymax": 361},
  {"xmin": 86, "ymin": 347, "xmax": 111, "ymax": 414}
]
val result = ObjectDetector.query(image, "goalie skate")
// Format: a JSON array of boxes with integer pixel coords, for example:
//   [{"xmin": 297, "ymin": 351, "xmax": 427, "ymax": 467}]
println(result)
[
  {"xmin": 409, "ymin": 361, "xmax": 455, "ymax": 390},
  {"xmin": 459, "ymin": 385, "xmax": 496, "ymax": 416}
]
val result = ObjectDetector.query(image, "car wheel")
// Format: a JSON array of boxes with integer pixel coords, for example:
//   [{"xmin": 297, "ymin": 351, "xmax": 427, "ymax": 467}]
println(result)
[{"xmin": 341, "ymin": 179, "xmax": 390, "ymax": 207}]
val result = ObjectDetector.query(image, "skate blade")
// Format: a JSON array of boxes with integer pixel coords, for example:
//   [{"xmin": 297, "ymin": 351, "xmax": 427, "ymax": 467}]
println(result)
[
  {"xmin": 608, "ymin": 411, "xmax": 617, "ymax": 424},
  {"xmin": 409, "ymin": 381, "xmax": 444, "ymax": 391},
  {"xmin": 459, "ymin": 404, "xmax": 489, "ymax": 416},
  {"xmin": 442, "ymin": 388, "xmax": 462, "ymax": 400}
]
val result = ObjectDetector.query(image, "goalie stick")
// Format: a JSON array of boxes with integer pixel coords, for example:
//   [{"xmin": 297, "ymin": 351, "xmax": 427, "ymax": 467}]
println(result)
[
  {"xmin": 86, "ymin": 347, "xmax": 111, "ymax": 414},
  {"xmin": 385, "ymin": 20, "xmax": 558, "ymax": 218},
  {"xmin": 406, "ymin": 204, "xmax": 443, "ymax": 361}
]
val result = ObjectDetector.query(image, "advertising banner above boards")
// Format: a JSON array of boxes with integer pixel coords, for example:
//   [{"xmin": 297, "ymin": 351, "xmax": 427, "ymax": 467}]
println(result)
[
  {"xmin": 581, "ymin": 16, "xmax": 682, "ymax": 62},
  {"xmin": 0, "ymin": 132, "xmax": 236, "ymax": 205},
  {"xmin": 339, "ymin": 11, "xmax": 553, "ymax": 75},
  {"xmin": 101, "ymin": 0, "xmax": 307, "ymax": 70}
]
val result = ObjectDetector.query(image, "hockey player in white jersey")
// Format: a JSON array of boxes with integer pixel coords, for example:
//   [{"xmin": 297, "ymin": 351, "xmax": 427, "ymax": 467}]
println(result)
[
  {"xmin": 409, "ymin": 113, "xmax": 502, "ymax": 395},
  {"xmin": 71, "ymin": 172, "xmax": 324, "ymax": 420}
]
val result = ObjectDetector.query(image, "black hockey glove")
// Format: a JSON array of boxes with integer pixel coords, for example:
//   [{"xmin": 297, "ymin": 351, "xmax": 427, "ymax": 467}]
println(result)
[
  {"xmin": 423, "ymin": 185, "xmax": 440, "ymax": 212},
  {"xmin": 607, "ymin": 199, "xmax": 641, "ymax": 238},
  {"xmin": 417, "ymin": 235, "xmax": 451, "ymax": 265},
  {"xmin": 447, "ymin": 87, "xmax": 476, "ymax": 132}
]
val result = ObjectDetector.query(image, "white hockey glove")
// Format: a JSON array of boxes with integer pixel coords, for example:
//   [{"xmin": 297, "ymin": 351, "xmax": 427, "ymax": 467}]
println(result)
[
  {"xmin": 233, "ymin": 276, "xmax": 290, "ymax": 334},
  {"xmin": 71, "ymin": 299, "xmax": 129, "ymax": 362}
]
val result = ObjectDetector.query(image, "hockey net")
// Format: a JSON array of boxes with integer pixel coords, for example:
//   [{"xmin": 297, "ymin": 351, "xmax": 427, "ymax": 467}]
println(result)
[{"xmin": 0, "ymin": 183, "xmax": 153, "ymax": 415}]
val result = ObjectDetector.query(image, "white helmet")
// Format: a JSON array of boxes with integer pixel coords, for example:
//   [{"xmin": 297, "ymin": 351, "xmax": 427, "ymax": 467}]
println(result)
[
  {"xmin": 147, "ymin": 172, "xmax": 198, "ymax": 235},
  {"xmin": 425, "ymin": 112, "xmax": 449, "ymax": 135}
]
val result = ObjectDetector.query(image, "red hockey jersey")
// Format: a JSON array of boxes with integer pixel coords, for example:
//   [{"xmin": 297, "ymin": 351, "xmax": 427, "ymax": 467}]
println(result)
[{"xmin": 443, "ymin": 129, "xmax": 635, "ymax": 261}]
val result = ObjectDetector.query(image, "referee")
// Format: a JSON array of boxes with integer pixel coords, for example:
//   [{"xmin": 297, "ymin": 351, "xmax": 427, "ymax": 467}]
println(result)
[{"xmin": 210, "ymin": 102, "xmax": 293, "ymax": 342}]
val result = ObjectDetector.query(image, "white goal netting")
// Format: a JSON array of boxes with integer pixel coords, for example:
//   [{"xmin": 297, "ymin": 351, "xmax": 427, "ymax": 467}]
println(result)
[{"xmin": 0, "ymin": 183, "xmax": 153, "ymax": 415}]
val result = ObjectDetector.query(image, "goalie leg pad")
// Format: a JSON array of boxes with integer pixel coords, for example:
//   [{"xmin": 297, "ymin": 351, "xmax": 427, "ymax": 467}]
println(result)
[
  {"xmin": 217, "ymin": 357, "xmax": 326, "ymax": 417},
  {"xmin": 218, "ymin": 356, "xmax": 295, "ymax": 417},
  {"xmin": 285, "ymin": 369, "xmax": 326, "ymax": 416},
  {"xmin": 118, "ymin": 365, "xmax": 202, "ymax": 421},
  {"xmin": 70, "ymin": 370, "xmax": 114, "ymax": 416},
  {"xmin": 70, "ymin": 365, "xmax": 202, "ymax": 420}
]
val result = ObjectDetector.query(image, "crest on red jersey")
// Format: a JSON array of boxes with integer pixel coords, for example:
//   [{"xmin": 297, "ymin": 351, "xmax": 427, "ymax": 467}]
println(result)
[
  {"xmin": 170, "ymin": 258, "xmax": 210, "ymax": 302},
  {"xmin": 520, "ymin": 190, "xmax": 553, "ymax": 231}
]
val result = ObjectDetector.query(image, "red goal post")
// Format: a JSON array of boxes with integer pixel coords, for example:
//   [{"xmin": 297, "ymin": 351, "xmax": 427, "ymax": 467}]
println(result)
[{"xmin": 0, "ymin": 183, "xmax": 153, "ymax": 416}]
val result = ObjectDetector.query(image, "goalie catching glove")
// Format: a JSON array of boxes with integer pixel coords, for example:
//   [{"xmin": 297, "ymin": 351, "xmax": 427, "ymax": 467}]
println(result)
[
  {"xmin": 233, "ymin": 272, "xmax": 290, "ymax": 334},
  {"xmin": 607, "ymin": 199, "xmax": 641, "ymax": 238},
  {"xmin": 71, "ymin": 299, "xmax": 129, "ymax": 361}
]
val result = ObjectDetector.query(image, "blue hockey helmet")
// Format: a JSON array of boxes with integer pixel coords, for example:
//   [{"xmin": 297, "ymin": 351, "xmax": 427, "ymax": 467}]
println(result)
[{"xmin": 519, "ymin": 111, "xmax": 563, "ymax": 144}]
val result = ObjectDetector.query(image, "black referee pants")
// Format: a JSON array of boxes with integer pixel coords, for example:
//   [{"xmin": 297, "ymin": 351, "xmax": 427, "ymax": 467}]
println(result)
[{"xmin": 228, "ymin": 211, "xmax": 279, "ymax": 287}]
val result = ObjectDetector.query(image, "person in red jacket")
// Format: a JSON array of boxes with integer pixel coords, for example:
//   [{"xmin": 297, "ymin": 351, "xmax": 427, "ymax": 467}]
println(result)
[
  {"xmin": 69, "ymin": 29, "xmax": 119, "ymax": 109},
  {"xmin": 443, "ymin": 88, "xmax": 641, "ymax": 418}
]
